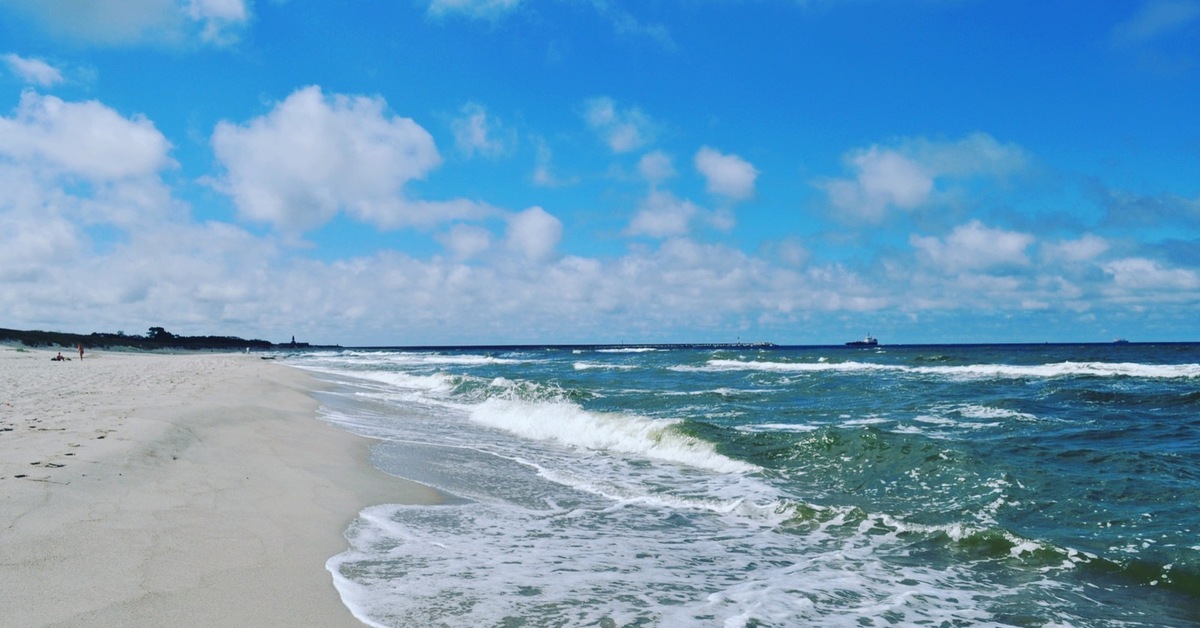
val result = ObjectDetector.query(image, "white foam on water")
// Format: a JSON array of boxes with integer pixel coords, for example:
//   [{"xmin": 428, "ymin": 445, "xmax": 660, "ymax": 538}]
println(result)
[
  {"xmin": 842, "ymin": 416, "xmax": 891, "ymax": 426},
  {"xmin": 692, "ymin": 357, "xmax": 1200, "ymax": 380},
  {"xmin": 468, "ymin": 396, "xmax": 759, "ymax": 474},
  {"xmin": 573, "ymin": 361, "xmax": 638, "ymax": 370},
  {"xmin": 951, "ymin": 403, "xmax": 1040, "ymax": 421},
  {"xmin": 914, "ymin": 414, "xmax": 999, "ymax": 430},
  {"xmin": 339, "ymin": 368, "xmax": 458, "ymax": 394},
  {"xmin": 736, "ymin": 422, "xmax": 821, "ymax": 433},
  {"xmin": 328, "ymin": 498, "xmax": 1022, "ymax": 627},
  {"xmin": 684, "ymin": 359, "xmax": 901, "ymax": 374}
]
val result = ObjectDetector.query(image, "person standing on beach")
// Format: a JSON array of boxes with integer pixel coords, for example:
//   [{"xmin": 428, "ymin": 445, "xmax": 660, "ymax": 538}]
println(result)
[{"xmin": 77, "ymin": 343, "xmax": 84, "ymax": 361}]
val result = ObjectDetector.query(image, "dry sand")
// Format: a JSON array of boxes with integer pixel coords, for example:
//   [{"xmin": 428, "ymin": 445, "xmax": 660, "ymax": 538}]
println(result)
[{"xmin": 0, "ymin": 347, "xmax": 440, "ymax": 627}]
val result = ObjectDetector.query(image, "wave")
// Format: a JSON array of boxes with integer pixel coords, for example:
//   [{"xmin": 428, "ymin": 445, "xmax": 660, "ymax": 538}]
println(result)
[
  {"xmin": 949, "ymin": 404, "xmax": 1040, "ymax": 421},
  {"xmin": 300, "ymin": 365, "xmax": 459, "ymax": 395},
  {"xmin": 694, "ymin": 358, "xmax": 1200, "ymax": 380},
  {"xmin": 311, "ymin": 350, "xmax": 527, "ymax": 367},
  {"xmin": 735, "ymin": 423, "xmax": 822, "ymax": 433},
  {"xmin": 468, "ymin": 397, "xmax": 759, "ymax": 474},
  {"xmin": 573, "ymin": 361, "xmax": 638, "ymax": 371}
]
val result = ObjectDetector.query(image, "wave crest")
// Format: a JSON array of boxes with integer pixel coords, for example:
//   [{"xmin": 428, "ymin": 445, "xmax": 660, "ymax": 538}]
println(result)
[{"xmin": 469, "ymin": 397, "xmax": 758, "ymax": 474}]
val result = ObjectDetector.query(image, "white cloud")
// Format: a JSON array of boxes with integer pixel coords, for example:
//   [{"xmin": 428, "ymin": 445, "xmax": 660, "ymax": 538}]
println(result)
[
  {"xmin": 212, "ymin": 85, "xmax": 490, "ymax": 232},
  {"xmin": 910, "ymin": 220, "xmax": 1034, "ymax": 273},
  {"xmin": 912, "ymin": 132, "xmax": 1028, "ymax": 177},
  {"xmin": 505, "ymin": 206, "xmax": 562, "ymax": 263},
  {"xmin": 427, "ymin": 0, "xmax": 522, "ymax": 19},
  {"xmin": 1042, "ymin": 234, "xmax": 1110, "ymax": 263},
  {"xmin": 824, "ymin": 148, "xmax": 933, "ymax": 222},
  {"xmin": 0, "ymin": 90, "xmax": 173, "ymax": 181},
  {"xmin": 185, "ymin": 0, "xmax": 250, "ymax": 44},
  {"xmin": 0, "ymin": 205, "xmax": 80, "ymax": 282},
  {"xmin": 694, "ymin": 146, "xmax": 758, "ymax": 201},
  {"xmin": 452, "ymin": 102, "xmax": 512, "ymax": 158},
  {"xmin": 597, "ymin": 2, "xmax": 675, "ymax": 49},
  {"xmin": 0, "ymin": 0, "xmax": 250, "ymax": 46},
  {"xmin": 638, "ymin": 150, "xmax": 675, "ymax": 185},
  {"xmin": 1104, "ymin": 257, "xmax": 1200, "ymax": 291},
  {"xmin": 583, "ymin": 97, "xmax": 653, "ymax": 153},
  {"xmin": 626, "ymin": 190, "xmax": 698, "ymax": 238},
  {"xmin": 774, "ymin": 238, "xmax": 810, "ymax": 266},
  {"xmin": 3, "ymin": 54, "xmax": 63, "ymax": 86},
  {"xmin": 820, "ymin": 133, "xmax": 1027, "ymax": 223},
  {"xmin": 437, "ymin": 223, "xmax": 493, "ymax": 260},
  {"xmin": 1112, "ymin": 0, "xmax": 1200, "ymax": 45}
]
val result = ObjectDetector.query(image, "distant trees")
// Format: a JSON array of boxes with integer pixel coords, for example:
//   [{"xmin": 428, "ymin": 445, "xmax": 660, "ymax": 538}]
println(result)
[
  {"xmin": 147, "ymin": 326, "xmax": 176, "ymax": 341},
  {"xmin": 0, "ymin": 326, "xmax": 274, "ymax": 350}
]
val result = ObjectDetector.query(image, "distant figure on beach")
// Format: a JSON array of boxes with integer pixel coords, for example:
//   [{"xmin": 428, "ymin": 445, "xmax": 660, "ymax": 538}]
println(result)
[
  {"xmin": 77, "ymin": 343, "xmax": 84, "ymax": 361},
  {"xmin": 52, "ymin": 352, "xmax": 66, "ymax": 361}
]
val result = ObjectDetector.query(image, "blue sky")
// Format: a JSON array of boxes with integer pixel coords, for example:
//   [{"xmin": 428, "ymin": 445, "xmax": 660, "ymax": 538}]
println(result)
[{"xmin": 1, "ymin": 0, "xmax": 1198, "ymax": 346}]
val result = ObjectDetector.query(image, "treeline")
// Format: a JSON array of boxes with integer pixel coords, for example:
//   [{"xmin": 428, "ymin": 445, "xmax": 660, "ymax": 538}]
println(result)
[{"xmin": 0, "ymin": 326, "xmax": 274, "ymax": 351}]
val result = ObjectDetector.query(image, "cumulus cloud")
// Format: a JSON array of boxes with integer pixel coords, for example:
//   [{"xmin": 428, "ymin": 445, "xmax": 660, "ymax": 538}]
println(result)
[
  {"xmin": 638, "ymin": 150, "xmax": 675, "ymax": 186},
  {"xmin": 910, "ymin": 220, "xmax": 1034, "ymax": 273},
  {"xmin": 505, "ymin": 206, "xmax": 562, "ymax": 263},
  {"xmin": 820, "ymin": 133, "xmax": 1027, "ymax": 223},
  {"xmin": 823, "ymin": 148, "xmax": 933, "ymax": 222},
  {"xmin": 626, "ymin": 190, "xmax": 699, "ymax": 238},
  {"xmin": 1104, "ymin": 257, "xmax": 1200, "ymax": 291},
  {"xmin": 583, "ymin": 97, "xmax": 654, "ymax": 153},
  {"xmin": 0, "ymin": 0, "xmax": 250, "ymax": 46},
  {"xmin": 452, "ymin": 102, "xmax": 513, "ymax": 158},
  {"xmin": 0, "ymin": 90, "xmax": 173, "ymax": 181},
  {"xmin": 212, "ymin": 85, "xmax": 490, "ymax": 232},
  {"xmin": 3, "ymin": 54, "xmax": 63, "ymax": 86},
  {"xmin": 0, "ymin": 205, "xmax": 80, "ymax": 283},
  {"xmin": 694, "ymin": 146, "xmax": 758, "ymax": 201},
  {"xmin": 438, "ymin": 223, "xmax": 493, "ymax": 260},
  {"xmin": 185, "ymin": 0, "xmax": 250, "ymax": 44},
  {"xmin": 1042, "ymin": 234, "xmax": 1110, "ymax": 263}
]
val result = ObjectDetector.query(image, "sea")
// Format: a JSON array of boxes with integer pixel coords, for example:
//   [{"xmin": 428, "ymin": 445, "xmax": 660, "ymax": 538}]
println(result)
[{"xmin": 281, "ymin": 343, "xmax": 1200, "ymax": 627}]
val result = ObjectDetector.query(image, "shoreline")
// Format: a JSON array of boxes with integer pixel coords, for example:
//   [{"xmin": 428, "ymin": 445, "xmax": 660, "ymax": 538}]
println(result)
[{"xmin": 0, "ymin": 347, "xmax": 440, "ymax": 626}]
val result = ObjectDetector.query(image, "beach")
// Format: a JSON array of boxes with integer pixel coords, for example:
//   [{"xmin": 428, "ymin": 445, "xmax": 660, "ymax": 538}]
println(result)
[{"xmin": 0, "ymin": 347, "xmax": 440, "ymax": 627}]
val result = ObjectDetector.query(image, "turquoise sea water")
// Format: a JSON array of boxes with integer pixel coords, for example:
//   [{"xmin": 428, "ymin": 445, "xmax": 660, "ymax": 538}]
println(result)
[{"xmin": 286, "ymin": 344, "xmax": 1200, "ymax": 627}]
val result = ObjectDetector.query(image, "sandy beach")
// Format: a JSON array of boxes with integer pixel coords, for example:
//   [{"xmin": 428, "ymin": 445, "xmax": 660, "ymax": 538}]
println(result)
[{"xmin": 0, "ymin": 347, "xmax": 440, "ymax": 627}]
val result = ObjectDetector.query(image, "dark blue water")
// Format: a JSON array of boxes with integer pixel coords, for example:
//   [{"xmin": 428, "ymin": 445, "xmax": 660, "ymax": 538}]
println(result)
[{"xmin": 289, "ymin": 343, "xmax": 1200, "ymax": 626}]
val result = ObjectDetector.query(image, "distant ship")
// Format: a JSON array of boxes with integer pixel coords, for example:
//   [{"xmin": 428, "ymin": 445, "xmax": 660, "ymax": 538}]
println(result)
[
  {"xmin": 845, "ymin": 334, "xmax": 878, "ymax": 347},
  {"xmin": 1113, "ymin": 338, "xmax": 1130, "ymax": 344}
]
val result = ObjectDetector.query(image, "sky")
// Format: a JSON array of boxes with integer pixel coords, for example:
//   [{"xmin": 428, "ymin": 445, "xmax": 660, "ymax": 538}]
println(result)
[{"xmin": 0, "ymin": 0, "xmax": 1198, "ymax": 346}]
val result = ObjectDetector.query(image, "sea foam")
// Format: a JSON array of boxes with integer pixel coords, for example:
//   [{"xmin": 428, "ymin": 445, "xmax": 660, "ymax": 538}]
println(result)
[{"xmin": 468, "ymin": 397, "xmax": 758, "ymax": 474}]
